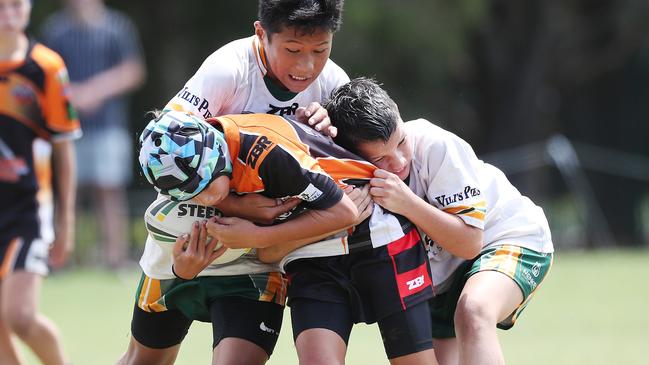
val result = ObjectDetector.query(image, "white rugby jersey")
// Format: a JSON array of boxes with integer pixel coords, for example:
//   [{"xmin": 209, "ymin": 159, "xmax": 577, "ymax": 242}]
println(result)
[
  {"xmin": 165, "ymin": 35, "xmax": 349, "ymax": 119},
  {"xmin": 405, "ymin": 119, "xmax": 553, "ymax": 291},
  {"xmin": 141, "ymin": 38, "xmax": 349, "ymax": 279}
]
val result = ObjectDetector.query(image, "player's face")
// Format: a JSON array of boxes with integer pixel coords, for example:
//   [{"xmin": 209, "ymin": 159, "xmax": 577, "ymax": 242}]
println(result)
[
  {"xmin": 255, "ymin": 21, "xmax": 333, "ymax": 93},
  {"xmin": 356, "ymin": 120, "xmax": 413, "ymax": 181},
  {"xmin": 192, "ymin": 175, "xmax": 231, "ymax": 207},
  {"xmin": 0, "ymin": 0, "xmax": 30, "ymax": 35}
]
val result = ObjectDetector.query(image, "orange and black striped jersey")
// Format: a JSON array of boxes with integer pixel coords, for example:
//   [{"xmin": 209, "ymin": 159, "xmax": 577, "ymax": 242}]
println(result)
[
  {"xmin": 0, "ymin": 40, "xmax": 80, "ymax": 232},
  {"xmin": 208, "ymin": 113, "xmax": 376, "ymax": 212}
]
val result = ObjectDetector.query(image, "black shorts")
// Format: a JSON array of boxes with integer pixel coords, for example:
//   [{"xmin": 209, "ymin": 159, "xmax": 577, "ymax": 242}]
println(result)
[
  {"xmin": 286, "ymin": 228, "xmax": 434, "ymax": 325},
  {"xmin": 131, "ymin": 296, "xmax": 284, "ymax": 356},
  {"xmin": 290, "ymin": 297, "xmax": 433, "ymax": 359},
  {"xmin": 0, "ymin": 228, "xmax": 49, "ymax": 278}
]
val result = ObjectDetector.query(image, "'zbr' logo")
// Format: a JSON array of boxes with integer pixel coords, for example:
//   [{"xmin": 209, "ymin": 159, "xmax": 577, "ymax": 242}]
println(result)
[{"xmin": 247, "ymin": 136, "xmax": 274, "ymax": 168}]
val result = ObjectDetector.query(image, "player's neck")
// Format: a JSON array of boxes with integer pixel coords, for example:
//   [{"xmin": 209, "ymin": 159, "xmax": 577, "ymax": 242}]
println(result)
[
  {"xmin": 0, "ymin": 33, "xmax": 28, "ymax": 62},
  {"xmin": 67, "ymin": 3, "xmax": 106, "ymax": 25}
]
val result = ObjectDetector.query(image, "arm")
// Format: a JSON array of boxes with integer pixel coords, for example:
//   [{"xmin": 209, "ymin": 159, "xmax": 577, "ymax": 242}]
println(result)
[
  {"xmin": 70, "ymin": 59, "xmax": 145, "ymax": 114},
  {"xmin": 206, "ymin": 193, "xmax": 358, "ymax": 249},
  {"xmin": 171, "ymin": 221, "xmax": 227, "ymax": 280},
  {"xmin": 257, "ymin": 184, "xmax": 373, "ymax": 263},
  {"xmin": 214, "ymin": 193, "xmax": 301, "ymax": 225},
  {"xmin": 370, "ymin": 169, "xmax": 482, "ymax": 259},
  {"xmin": 49, "ymin": 139, "xmax": 77, "ymax": 268}
]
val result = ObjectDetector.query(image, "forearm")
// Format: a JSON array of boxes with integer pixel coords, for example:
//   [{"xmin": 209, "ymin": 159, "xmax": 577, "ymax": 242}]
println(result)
[
  {"xmin": 52, "ymin": 141, "xmax": 77, "ymax": 231},
  {"xmin": 402, "ymin": 192, "xmax": 483, "ymax": 259},
  {"xmin": 257, "ymin": 227, "xmax": 348, "ymax": 263},
  {"xmin": 84, "ymin": 59, "xmax": 145, "ymax": 101},
  {"xmin": 254, "ymin": 196, "xmax": 356, "ymax": 249}
]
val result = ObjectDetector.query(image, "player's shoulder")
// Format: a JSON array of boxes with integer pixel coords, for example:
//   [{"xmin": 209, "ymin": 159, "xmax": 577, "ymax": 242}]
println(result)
[
  {"xmin": 405, "ymin": 118, "xmax": 472, "ymax": 155},
  {"xmin": 199, "ymin": 36, "xmax": 253, "ymax": 74},
  {"xmin": 29, "ymin": 42, "xmax": 66, "ymax": 74},
  {"xmin": 316, "ymin": 58, "xmax": 350, "ymax": 86},
  {"xmin": 405, "ymin": 118, "xmax": 451, "ymax": 143},
  {"xmin": 104, "ymin": 8, "xmax": 138, "ymax": 28}
]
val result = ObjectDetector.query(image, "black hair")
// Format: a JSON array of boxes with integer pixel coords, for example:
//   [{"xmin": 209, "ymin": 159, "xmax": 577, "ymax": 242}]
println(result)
[
  {"xmin": 258, "ymin": 0, "xmax": 344, "ymax": 37},
  {"xmin": 325, "ymin": 77, "xmax": 400, "ymax": 154}
]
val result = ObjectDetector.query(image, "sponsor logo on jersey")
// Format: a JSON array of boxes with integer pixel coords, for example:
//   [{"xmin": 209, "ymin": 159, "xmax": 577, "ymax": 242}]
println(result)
[
  {"xmin": 247, "ymin": 136, "xmax": 274, "ymax": 168},
  {"xmin": 11, "ymin": 84, "xmax": 37, "ymax": 105},
  {"xmin": 267, "ymin": 102, "xmax": 298, "ymax": 116},
  {"xmin": 176, "ymin": 87, "xmax": 212, "ymax": 118},
  {"xmin": 406, "ymin": 275, "xmax": 426, "ymax": 290},
  {"xmin": 297, "ymin": 183, "xmax": 323, "ymax": 202},
  {"xmin": 434, "ymin": 185, "xmax": 481, "ymax": 206}
]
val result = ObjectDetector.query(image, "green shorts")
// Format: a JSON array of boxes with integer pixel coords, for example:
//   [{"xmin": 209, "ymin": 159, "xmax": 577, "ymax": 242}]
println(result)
[
  {"xmin": 429, "ymin": 244, "xmax": 553, "ymax": 338},
  {"xmin": 135, "ymin": 271, "xmax": 287, "ymax": 322}
]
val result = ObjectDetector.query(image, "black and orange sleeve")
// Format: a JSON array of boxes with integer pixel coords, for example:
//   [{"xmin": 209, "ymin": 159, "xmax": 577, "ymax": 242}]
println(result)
[{"xmin": 32, "ymin": 43, "xmax": 80, "ymax": 141}]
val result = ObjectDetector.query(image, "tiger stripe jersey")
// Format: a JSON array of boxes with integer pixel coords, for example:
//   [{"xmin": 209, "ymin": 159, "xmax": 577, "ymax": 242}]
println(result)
[
  {"xmin": 212, "ymin": 113, "xmax": 375, "ymax": 203},
  {"xmin": 0, "ymin": 40, "xmax": 80, "ymax": 239},
  {"xmin": 139, "ymin": 113, "xmax": 380, "ymax": 279},
  {"xmin": 404, "ymin": 119, "xmax": 553, "ymax": 290}
]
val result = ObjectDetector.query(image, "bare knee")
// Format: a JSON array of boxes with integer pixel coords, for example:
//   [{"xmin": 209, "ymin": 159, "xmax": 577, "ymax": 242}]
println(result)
[
  {"xmin": 296, "ymin": 329, "xmax": 346, "ymax": 365},
  {"xmin": 118, "ymin": 337, "xmax": 179, "ymax": 365},
  {"xmin": 454, "ymin": 294, "xmax": 496, "ymax": 337},
  {"xmin": 2, "ymin": 305, "xmax": 37, "ymax": 338}
]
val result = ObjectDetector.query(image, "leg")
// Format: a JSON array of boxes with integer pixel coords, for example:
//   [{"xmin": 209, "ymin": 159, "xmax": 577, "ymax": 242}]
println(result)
[
  {"xmin": 117, "ymin": 336, "xmax": 180, "ymax": 365},
  {"xmin": 119, "ymin": 302, "xmax": 191, "ymax": 365},
  {"xmin": 0, "ymin": 281, "xmax": 23, "ymax": 365},
  {"xmin": 212, "ymin": 338, "xmax": 269, "ymax": 365},
  {"xmin": 291, "ymin": 298, "xmax": 351, "ymax": 365},
  {"xmin": 454, "ymin": 271, "xmax": 523, "ymax": 365},
  {"xmin": 432, "ymin": 338, "xmax": 458, "ymax": 365},
  {"xmin": 378, "ymin": 301, "xmax": 437, "ymax": 365},
  {"xmin": 96, "ymin": 186, "xmax": 129, "ymax": 268},
  {"xmin": 296, "ymin": 328, "xmax": 347, "ymax": 365},
  {"xmin": 209, "ymin": 297, "xmax": 284, "ymax": 365},
  {"xmin": 2, "ymin": 271, "xmax": 67, "ymax": 365}
]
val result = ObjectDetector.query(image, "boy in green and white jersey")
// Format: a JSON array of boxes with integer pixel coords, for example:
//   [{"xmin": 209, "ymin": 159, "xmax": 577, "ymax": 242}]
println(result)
[{"xmin": 326, "ymin": 78, "xmax": 554, "ymax": 365}]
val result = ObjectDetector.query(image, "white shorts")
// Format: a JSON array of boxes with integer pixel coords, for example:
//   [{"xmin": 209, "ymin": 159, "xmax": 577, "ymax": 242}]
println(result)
[{"xmin": 75, "ymin": 127, "xmax": 133, "ymax": 188}]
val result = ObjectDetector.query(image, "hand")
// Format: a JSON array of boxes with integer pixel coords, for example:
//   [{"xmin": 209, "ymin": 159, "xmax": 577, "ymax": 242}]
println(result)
[
  {"xmin": 49, "ymin": 224, "xmax": 74, "ymax": 269},
  {"xmin": 218, "ymin": 194, "xmax": 301, "ymax": 225},
  {"xmin": 206, "ymin": 216, "xmax": 264, "ymax": 249},
  {"xmin": 369, "ymin": 169, "xmax": 416, "ymax": 215},
  {"xmin": 344, "ymin": 184, "xmax": 373, "ymax": 224},
  {"xmin": 296, "ymin": 102, "xmax": 337, "ymax": 137},
  {"xmin": 69, "ymin": 82, "xmax": 104, "ymax": 115},
  {"xmin": 172, "ymin": 221, "xmax": 226, "ymax": 280}
]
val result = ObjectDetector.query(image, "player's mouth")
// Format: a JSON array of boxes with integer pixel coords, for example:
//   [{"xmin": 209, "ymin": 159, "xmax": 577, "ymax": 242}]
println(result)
[{"xmin": 289, "ymin": 74, "xmax": 310, "ymax": 82}]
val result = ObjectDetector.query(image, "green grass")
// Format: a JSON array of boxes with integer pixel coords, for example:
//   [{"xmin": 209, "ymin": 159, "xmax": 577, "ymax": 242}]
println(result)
[{"xmin": 20, "ymin": 249, "xmax": 648, "ymax": 365}]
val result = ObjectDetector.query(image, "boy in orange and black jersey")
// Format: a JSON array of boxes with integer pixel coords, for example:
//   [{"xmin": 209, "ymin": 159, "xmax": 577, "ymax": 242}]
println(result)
[{"xmin": 0, "ymin": 0, "xmax": 80, "ymax": 363}]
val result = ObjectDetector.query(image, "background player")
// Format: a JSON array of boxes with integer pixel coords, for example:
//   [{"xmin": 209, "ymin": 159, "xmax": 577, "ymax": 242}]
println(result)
[
  {"xmin": 0, "ymin": 0, "xmax": 81, "ymax": 363},
  {"xmin": 41, "ymin": 0, "xmax": 146, "ymax": 268},
  {"xmin": 325, "ymin": 77, "xmax": 554, "ymax": 365}
]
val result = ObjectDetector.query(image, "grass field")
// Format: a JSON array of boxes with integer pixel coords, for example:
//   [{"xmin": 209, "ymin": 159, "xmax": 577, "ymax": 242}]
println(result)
[{"xmin": 20, "ymin": 249, "xmax": 648, "ymax": 364}]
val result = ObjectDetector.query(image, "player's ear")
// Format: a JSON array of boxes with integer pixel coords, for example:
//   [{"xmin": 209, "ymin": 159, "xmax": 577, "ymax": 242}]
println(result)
[{"xmin": 254, "ymin": 21, "xmax": 266, "ymax": 41}]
